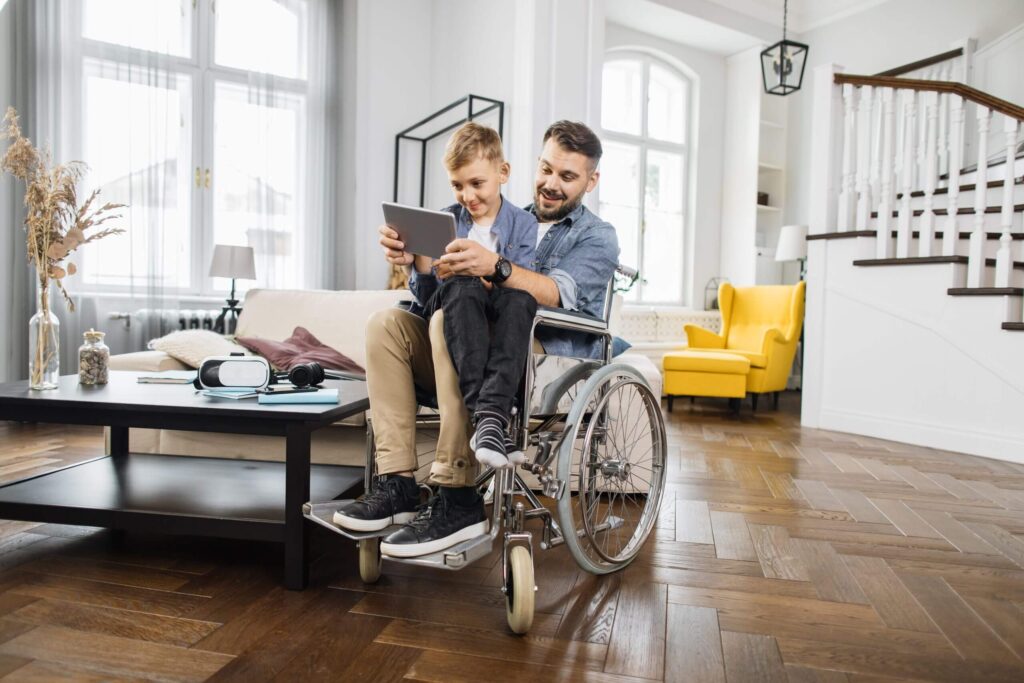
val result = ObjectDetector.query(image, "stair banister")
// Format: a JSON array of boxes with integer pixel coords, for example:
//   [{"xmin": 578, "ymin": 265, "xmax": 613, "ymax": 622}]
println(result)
[
  {"xmin": 876, "ymin": 87, "xmax": 895, "ymax": 258},
  {"xmin": 897, "ymin": 93, "xmax": 916, "ymax": 258},
  {"xmin": 838, "ymin": 83, "xmax": 857, "ymax": 232},
  {"xmin": 918, "ymin": 91, "xmax": 939, "ymax": 257},
  {"xmin": 855, "ymin": 86, "xmax": 874, "ymax": 229}
]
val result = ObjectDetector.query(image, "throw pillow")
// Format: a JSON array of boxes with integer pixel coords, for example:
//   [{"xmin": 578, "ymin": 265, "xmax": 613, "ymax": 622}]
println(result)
[
  {"xmin": 148, "ymin": 330, "xmax": 248, "ymax": 368},
  {"xmin": 236, "ymin": 326, "xmax": 365, "ymax": 375}
]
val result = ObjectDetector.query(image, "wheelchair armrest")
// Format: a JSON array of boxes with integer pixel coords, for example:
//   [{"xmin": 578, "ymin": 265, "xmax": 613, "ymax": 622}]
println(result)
[{"xmin": 535, "ymin": 306, "xmax": 608, "ymax": 333}]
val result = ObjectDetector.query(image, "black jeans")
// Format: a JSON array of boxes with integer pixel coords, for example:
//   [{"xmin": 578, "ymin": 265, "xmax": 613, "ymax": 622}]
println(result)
[{"xmin": 427, "ymin": 276, "xmax": 538, "ymax": 418}]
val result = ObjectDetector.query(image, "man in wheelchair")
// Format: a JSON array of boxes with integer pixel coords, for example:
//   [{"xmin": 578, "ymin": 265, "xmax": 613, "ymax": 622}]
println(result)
[{"xmin": 334, "ymin": 121, "xmax": 619, "ymax": 558}]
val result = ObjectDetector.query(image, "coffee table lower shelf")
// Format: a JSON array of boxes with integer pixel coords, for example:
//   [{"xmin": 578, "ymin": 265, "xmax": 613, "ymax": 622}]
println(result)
[{"xmin": 0, "ymin": 453, "xmax": 364, "ymax": 542}]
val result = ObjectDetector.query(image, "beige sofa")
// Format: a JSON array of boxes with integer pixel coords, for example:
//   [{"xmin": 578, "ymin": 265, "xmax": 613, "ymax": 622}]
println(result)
[{"xmin": 109, "ymin": 288, "xmax": 662, "ymax": 473}]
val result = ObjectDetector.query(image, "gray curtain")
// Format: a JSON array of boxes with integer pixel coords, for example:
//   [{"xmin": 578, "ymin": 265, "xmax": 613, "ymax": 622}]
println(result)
[{"xmin": 0, "ymin": 0, "xmax": 35, "ymax": 382}]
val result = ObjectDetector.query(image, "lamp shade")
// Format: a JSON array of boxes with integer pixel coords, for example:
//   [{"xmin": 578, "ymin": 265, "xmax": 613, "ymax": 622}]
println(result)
[
  {"xmin": 775, "ymin": 225, "xmax": 808, "ymax": 262},
  {"xmin": 209, "ymin": 245, "xmax": 256, "ymax": 280}
]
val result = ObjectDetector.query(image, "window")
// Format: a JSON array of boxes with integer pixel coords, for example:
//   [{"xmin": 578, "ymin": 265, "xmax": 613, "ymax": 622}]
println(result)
[
  {"xmin": 600, "ymin": 53, "xmax": 690, "ymax": 304},
  {"xmin": 74, "ymin": 0, "xmax": 313, "ymax": 295}
]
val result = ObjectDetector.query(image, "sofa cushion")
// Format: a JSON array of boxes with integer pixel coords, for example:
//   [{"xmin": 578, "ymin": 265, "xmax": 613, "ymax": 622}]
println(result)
[
  {"xmin": 235, "ymin": 289, "xmax": 409, "ymax": 370},
  {"xmin": 148, "ymin": 330, "xmax": 248, "ymax": 368},
  {"xmin": 236, "ymin": 326, "xmax": 365, "ymax": 374}
]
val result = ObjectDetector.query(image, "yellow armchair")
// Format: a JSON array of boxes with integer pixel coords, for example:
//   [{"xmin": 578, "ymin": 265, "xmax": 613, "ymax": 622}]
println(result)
[{"xmin": 664, "ymin": 281, "xmax": 805, "ymax": 411}]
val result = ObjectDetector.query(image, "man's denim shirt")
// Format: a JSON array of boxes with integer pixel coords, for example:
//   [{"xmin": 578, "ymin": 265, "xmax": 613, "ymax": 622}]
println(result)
[
  {"xmin": 528, "ymin": 202, "xmax": 619, "ymax": 359},
  {"xmin": 408, "ymin": 197, "xmax": 537, "ymax": 311}
]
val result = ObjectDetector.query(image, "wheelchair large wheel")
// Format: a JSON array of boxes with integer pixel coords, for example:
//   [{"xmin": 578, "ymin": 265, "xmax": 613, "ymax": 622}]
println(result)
[{"xmin": 555, "ymin": 363, "xmax": 667, "ymax": 574}]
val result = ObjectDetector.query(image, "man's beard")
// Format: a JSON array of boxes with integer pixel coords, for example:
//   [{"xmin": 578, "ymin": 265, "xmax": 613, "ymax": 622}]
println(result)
[{"xmin": 534, "ymin": 186, "xmax": 586, "ymax": 222}]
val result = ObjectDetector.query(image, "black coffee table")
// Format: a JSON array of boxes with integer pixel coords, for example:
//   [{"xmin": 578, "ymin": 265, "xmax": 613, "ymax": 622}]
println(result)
[{"xmin": 0, "ymin": 371, "xmax": 368, "ymax": 589}]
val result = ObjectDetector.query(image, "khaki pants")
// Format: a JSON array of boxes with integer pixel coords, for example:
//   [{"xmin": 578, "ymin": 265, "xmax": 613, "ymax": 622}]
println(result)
[{"xmin": 364, "ymin": 307, "xmax": 475, "ymax": 486}]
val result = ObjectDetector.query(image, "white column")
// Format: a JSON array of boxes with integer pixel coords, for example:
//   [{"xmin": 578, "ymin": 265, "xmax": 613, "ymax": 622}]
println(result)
[
  {"xmin": 994, "ymin": 113, "xmax": 1020, "ymax": 287},
  {"xmin": 937, "ymin": 65, "xmax": 950, "ymax": 177},
  {"xmin": 967, "ymin": 105, "xmax": 991, "ymax": 288},
  {"xmin": 942, "ymin": 94, "xmax": 964, "ymax": 256},
  {"xmin": 855, "ymin": 86, "xmax": 874, "ymax": 229},
  {"xmin": 918, "ymin": 91, "xmax": 939, "ymax": 257},
  {"xmin": 897, "ymin": 92, "xmax": 916, "ymax": 258},
  {"xmin": 837, "ymin": 84, "xmax": 856, "ymax": 232},
  {"xmin": 808, "ymin": 63, "xmax": 845, "ymax": 235},
  {"xmin": 877, "ymin": 88, "xmax": 895, "ymax": 258}
]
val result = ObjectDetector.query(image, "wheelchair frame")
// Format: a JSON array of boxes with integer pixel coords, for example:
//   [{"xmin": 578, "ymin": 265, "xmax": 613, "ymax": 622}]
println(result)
[{"xmin": 304, "ymin": 266, "xmax": 667, "ymax": 633}]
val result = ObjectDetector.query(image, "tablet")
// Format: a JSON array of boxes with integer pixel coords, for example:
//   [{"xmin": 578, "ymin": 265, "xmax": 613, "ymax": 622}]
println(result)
[{"xmin": 382, "ymin": 202, "xmax": 457, "ymax": 259}]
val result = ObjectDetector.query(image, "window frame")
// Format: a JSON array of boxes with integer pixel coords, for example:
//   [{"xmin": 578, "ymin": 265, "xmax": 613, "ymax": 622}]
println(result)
[
  {"xmin": 69, "ymin": 0, "xmax": 311, "ymax": 298},
  {"xmin": 599, "ymin": 50, "xmax": 692, "ymax": 305}
]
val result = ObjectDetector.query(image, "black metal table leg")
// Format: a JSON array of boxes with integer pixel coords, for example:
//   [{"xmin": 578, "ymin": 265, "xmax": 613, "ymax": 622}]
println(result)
[
  {"xmin": 109, "ymin": 425, "xmax": 129, "ymax": 458},
  {"xmin": 285, "ymin": 422, "xmax": 312, "ymax": 590}
]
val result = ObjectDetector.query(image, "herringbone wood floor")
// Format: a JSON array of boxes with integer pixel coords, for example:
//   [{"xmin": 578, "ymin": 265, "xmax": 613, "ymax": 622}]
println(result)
[{"xmin": 1, "ymin": 394, "xmax": 1023, "ymax": 681}]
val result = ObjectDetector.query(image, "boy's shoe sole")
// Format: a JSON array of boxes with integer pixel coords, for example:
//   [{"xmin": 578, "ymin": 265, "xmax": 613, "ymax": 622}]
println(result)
[
  {"xmin": 381, "ymin": 519, "xmax": 489, "ymax": 558},
  {"xmin": 332, "ymin": 510, "xmax": 418, "ymax": 532}
]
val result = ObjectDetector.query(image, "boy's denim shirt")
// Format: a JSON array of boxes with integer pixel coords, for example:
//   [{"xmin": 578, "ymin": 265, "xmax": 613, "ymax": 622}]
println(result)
[
  {"xmin": 408, "ymin": 196, "xmax": 537, "ymax": 311},
  {"xmin": 527, "ymin": 202, "xmax": 620, "ymax": 359}
]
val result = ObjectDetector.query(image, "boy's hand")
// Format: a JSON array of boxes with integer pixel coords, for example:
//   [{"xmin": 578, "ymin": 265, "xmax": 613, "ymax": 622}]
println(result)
[
  {"xmin": 434, "ymin": 261, "xmax": 455, "ymax": 280},
  {"xmin": 439, "ymin": 238, "xmax": 499, "ymax": 277},
  {"xmin": 378, "ymin": 224, "xmax": 414, "ymax": 267}
]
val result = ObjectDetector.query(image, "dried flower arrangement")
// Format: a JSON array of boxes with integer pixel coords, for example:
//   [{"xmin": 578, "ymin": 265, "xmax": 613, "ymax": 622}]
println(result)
[{"xmin": 1, "ymin": 105, "xmax": 126, "ymax": 387}]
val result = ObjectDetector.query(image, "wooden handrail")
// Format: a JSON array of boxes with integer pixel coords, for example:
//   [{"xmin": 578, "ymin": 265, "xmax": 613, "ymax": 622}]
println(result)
[
  {"xmin": 874, "ymin": 47, "xmax": 963, "ymax": 77},
  {"xmin": 834, "ymin": 74, "xmax": 1024, "ymax": 122}
]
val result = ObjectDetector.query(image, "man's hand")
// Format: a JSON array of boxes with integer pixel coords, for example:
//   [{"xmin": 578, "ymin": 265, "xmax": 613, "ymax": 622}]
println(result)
[{"xmin": 438, "ymin": 238, "xmax": 499, "ymax": 277}]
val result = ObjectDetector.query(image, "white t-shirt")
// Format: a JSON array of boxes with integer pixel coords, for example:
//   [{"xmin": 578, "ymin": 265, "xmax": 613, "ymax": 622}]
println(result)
[
  {"xmin": 469, "ymin": 222, "xmax": 499, "ymax": 251},
  {"xmin": 536, "ymin": 222, "xmax": 554, "ymax": 247}
]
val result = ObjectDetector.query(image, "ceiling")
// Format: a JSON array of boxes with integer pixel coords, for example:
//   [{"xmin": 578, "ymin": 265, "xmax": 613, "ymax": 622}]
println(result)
[
  {"xmin": 702, "ymin": 0, "xmax": 891, "ymax": 33},
  {"xmin": 605, "ymin": 0, "xmax": 766, "ymax": 56}
]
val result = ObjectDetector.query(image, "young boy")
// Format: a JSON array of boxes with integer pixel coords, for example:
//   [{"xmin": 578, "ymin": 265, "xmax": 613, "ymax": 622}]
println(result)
[
  {"xmin": 332, "ymin": 123, "xmax": 537, "ymax": 539},
  {"xmin": 421, "ymin": 122, "xmax": 538, "ymax": 470}
]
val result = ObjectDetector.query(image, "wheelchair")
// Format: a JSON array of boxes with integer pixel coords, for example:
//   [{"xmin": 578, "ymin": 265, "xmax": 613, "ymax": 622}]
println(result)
[{"xmin": 304, "ymin": 266, "xmax": 667, "ymax": 634}]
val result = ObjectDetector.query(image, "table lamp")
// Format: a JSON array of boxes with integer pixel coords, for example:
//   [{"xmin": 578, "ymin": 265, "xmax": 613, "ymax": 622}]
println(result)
[
  {"xmin": 775, "ymin": 224, "xmax": 808, "ymax": 280},
  {"xmin": 209, "ymin": 244, "xmax": 256, "ymax": 333}
]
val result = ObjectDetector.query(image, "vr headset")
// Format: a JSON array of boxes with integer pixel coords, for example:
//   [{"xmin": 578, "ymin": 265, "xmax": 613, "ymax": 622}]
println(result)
[{"xmin": 194, "ymin": 354, "xmax": 335, "ymax": 390}]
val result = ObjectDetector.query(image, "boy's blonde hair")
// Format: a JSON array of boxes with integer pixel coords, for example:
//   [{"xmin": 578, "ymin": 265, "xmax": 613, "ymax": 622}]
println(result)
[{"xmin": 444, "ymin": 122, "xmax": 505, "ymax": 172}]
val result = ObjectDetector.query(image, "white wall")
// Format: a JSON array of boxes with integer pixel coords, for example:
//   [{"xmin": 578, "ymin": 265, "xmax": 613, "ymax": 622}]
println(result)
[
  {"xmin": 785, "ymin": 0, "xmax": 1024, "ymax": 230},
  {"xmin": 341, "ymin": 0, "xmax": 606, "ymax": 290},
  {"xmin": 604, "ymin": 22, "xmax": 726, "ymax": 307}
]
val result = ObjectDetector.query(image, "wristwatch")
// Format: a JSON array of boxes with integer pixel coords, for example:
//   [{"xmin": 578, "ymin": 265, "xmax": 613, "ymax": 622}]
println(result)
[{"xmin": 487, "ymin": 256, "xmax": 513, "ymax": 284}]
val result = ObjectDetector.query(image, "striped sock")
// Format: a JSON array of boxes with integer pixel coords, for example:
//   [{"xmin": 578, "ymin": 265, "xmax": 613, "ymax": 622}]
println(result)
[{"xmin": 472, "ymin": 412, "xmax": 508, "ymax": 470}]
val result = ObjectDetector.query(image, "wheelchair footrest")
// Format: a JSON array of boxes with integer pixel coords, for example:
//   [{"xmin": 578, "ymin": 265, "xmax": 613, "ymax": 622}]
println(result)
[
  {"xmin": 382, "ymin": 532, "xmax": 494, "ymax": 571},
  {"xmin": 303, "ymin": 500, "xmax": 402, "ymax": 541}
]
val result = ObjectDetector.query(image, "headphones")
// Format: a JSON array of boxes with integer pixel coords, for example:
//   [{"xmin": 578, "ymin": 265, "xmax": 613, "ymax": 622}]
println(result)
[{"xmin": 275, "ymin": 361, "xmax": 326, "ymax": 388}]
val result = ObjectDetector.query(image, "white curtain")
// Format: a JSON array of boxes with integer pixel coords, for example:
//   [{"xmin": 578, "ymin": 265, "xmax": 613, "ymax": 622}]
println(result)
[{"xmin": 21, "ymin": 0, "xmax": 337, "ymax": 371}]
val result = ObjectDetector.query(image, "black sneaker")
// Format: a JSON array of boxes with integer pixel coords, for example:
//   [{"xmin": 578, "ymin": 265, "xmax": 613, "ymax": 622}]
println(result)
[
  {"xmin": 380, "ymin": 494, "xmax": 488, "ymax": 558},
  {"xmin": 333, "ymin": 475, "xmax": 420, "ymax": 532}
]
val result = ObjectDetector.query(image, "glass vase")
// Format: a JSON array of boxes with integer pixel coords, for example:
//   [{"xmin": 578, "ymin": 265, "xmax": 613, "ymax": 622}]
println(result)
[{"xmin": 29, "ymin": 285, "xmax": 60, "ymax": 390}]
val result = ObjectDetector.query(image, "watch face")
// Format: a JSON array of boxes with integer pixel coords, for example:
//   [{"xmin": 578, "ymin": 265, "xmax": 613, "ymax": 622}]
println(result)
[{"xmin": 498, "ymin": 259, "xmax": 512, "ymax": 279}]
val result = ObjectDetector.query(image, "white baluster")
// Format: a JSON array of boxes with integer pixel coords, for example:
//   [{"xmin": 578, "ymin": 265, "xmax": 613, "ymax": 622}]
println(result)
[
  {"xmin": 918, "ymin": 91, "xmax": 939, "ymax": 257},
  {"xmin": 897, "ymin": 92, "xmax": 916, "ymax": 258},
  {"xmin": 877, "ymin": 88, "xmax": 895, "ymax": 258},
  {"xmin": 838, "ymin": 84, "xmax": 856, "ymax": 232},
  {"xmin": 870, "ymin": 86, "xmax": 883, "ymax": 217},
  {"xmin": 915, "ymin": 88, "xmax": 928, "ymax": 188},
  {"xmin": 855, "ymin": 86, "xmax": 874, "ymax": 229},
  {"xmin": 937, "ymin": 65, "xmax": 950, "ymax": 177},
  {"xmin": 967, "ymin": 105, "xmax": 991, "ymax": 287},
  {"xmin": 994, "ymin": 113, "xmax": 1020, "ymax": 287},
  {"xmin": 942, "ymin": 94, "xmax": 964, "ymax": 256}
]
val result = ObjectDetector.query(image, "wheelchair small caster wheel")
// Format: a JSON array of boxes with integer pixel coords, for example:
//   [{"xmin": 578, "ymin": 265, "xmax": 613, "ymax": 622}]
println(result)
[
  {"xmin": 359, "ymin": 537, "xmax": 382, "ymax": 584},
  {"xmin": 505, "ymin": 545, "xmax": 535, "ymax": 634}
]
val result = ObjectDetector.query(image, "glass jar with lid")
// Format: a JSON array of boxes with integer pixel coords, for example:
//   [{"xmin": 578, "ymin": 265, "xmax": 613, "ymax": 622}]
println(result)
[{"xmin": 78, "ymin": 328, "xmax": 109, "ymax": 385}]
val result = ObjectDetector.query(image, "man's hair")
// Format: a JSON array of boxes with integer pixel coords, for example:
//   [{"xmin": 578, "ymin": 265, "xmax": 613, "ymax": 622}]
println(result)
[
  {"xmin": 543, "ymin": 120, "xmax": 603, "ymax": 168},
  {"xmin": 444, "ymin": 122, "xmax": 505, "ymax": 172}
]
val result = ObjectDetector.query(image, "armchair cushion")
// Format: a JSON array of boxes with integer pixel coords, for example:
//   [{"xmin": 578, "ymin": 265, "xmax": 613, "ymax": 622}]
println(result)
[
  {"xmin": 717, "ymin": 350, "xmax": 768, "ymax": 368},
  {"xmin": 663, "ymin": 351, "xmax": 751, "ymax": 374}
]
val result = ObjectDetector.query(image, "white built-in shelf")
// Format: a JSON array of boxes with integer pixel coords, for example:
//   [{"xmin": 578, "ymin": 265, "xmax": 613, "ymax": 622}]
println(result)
[
  {"xmin": 759, "ymin": 119, "xmax": 784, "ymax": 129},
  {"xmin": 756, "ymin": 205, "xmax": 781, "ymax": 213},
  {"xmin": 758, "ymin": 162, "xmax": 784, "ymax": 173}
]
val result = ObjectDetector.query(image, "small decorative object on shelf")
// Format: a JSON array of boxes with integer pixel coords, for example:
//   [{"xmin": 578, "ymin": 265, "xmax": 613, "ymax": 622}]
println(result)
[
  {"xmin": 704, "ymin": 277, "xmax": 729, "ymax": 311},
  {"xmin": 757, "ymin": 191, "xmax": 770, "ymax": 206},
  {"xmin": 0, "ymin": 106, "xmax": 126, "ymax": 389},
  {"xmin": 78, "ymin": 328, "xmax": 109, "ymax": 385}
]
